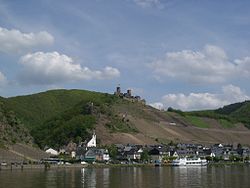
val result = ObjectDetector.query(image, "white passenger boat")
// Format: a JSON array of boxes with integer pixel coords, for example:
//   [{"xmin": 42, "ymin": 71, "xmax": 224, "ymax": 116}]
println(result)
[{"xmin": 172, "ymin": 157, "xmax": 208, "ymax": 166}]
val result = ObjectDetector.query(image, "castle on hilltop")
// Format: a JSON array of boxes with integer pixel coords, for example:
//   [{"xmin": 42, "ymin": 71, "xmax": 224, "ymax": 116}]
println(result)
[{"xmin": 114, "ymin": 85, "xmax": 146, "ymax": 105}]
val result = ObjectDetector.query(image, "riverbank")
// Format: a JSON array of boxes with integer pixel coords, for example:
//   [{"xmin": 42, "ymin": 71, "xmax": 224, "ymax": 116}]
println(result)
[
  {"xmin": 0, "ymin": 163, "xmax": 159, "ymax": 171},
  {"xmin": 0, "ymin": 164, "xmax": 88, "ymax": 171},
  {"xmin": 1, "ymin": 161, "xmax": 249, "ymax": 171}
]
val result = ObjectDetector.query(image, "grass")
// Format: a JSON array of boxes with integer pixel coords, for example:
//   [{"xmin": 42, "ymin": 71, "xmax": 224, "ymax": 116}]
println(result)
[
  {"xmin": 186, "ymin": 101, "xmax": 250, "ymax": 129},
  {"xmin": 0, "ymin": 141, "xmax": 6, "ymax": 148},
  {"xmin": 219, "ymin": 119, "xmax": 235, "ymax": 128},
  {"xmin": 186, "ymin": 116, "xmax": 210, "ymax": 128}
]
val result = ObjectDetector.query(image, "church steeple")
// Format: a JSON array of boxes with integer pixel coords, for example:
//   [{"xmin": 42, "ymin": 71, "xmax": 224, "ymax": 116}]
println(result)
[{"xmin": 87, "ymin": 130, "xmax": 96, "ymax": 148}]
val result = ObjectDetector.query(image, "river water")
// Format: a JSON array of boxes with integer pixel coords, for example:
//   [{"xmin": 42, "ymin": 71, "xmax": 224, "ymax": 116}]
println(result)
[{"xmin": 0, "ymin": 165, "xmax": 250, "ymax": 188}]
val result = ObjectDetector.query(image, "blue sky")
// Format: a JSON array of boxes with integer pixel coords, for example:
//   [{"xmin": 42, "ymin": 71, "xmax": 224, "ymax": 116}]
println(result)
[{"xmin": 1, "ymin": 0, "xmax": 250, "ymax": 110}]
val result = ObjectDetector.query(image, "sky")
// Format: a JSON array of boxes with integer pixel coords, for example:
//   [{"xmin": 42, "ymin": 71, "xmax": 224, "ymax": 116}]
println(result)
[{"xmin": 1, "ymin": 0, "xmax": 250, "ymax": 111}]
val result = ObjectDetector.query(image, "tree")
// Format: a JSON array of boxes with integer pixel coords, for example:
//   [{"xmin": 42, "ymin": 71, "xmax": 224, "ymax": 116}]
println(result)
[
  {"xmin": 75, "ymin": 136, "xmax": 82, "ymax": 144},
  {"xmin": 205, "ymin": 156, "xmax": 212, "ymax": 161},
  {"xmin": 108, "ymin": 144, "xmax": 118, "ymax": 160},
  {"xmin": 237, "ymin": 143, "xmax": 242, "ymax": 150},
  {"xmin": 213, "ymin": 156, "xmax": 221, "ymax": 162},
  {"xmin": 141, "ymin": 150, "xmax": 149, "ymax": 162},
  {"xmin": 244, "ymin": 156, "xmax": 249, "ymax": 161},
  {"xmin": 169, "ymin": 140, "xmax": 174, "ymax": 146}
]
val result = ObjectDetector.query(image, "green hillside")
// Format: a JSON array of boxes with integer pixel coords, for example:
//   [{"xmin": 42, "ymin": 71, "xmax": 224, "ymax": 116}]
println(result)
[
  {"xmin": 215, "ymin": 102, "xmax": 248, "ymax": 115},
  {"xmin": 3, "ymin": 89, "xmax": 116, "ymax": 129},
  {"xmin": 184, "ymin": 100, "xmax": 250, "ymax": 128},
  {"xmin": 1, "ymin": 89, "xmax": 250, "ymax": 148},
  {"xmin": 1, "ymin": 89, "xmax": 136, "ymax": 148},
  {"xmin": 216, "ymin": 101, "xmax": 250, "ymax": 128}
]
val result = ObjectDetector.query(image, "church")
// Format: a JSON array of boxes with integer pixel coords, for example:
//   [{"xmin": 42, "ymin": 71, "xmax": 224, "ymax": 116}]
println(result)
[{"xmin": 86, "ymin": 131, "xmax": 96, "ymax": 148}]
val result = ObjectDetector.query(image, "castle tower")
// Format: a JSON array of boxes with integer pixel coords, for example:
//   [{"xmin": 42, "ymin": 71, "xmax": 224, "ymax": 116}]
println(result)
[
  {"xmin": 116, "ymin": 86, "xmax": 121, "ymax": 95},
  {"xmin": 115, "ymin": 84, "xmax": 121, "ymax": 96},
  {"xmin": 127, "ymin": 89, "xmax": 132, "ymax": 97}
]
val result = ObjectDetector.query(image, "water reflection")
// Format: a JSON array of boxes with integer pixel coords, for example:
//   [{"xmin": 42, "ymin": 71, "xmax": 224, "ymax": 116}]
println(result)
[
  {"xmin": 170, "ymin": 166, "xmax": 205, "ymax": 187},
  {"xmin": 103, "ymin": 168, "xmax": 110, "ymax": 187},
  {"xmin": 81, "ymin": 167, "xmax": 110, "ymax": 187},
  {"xmin": 81, "ymin": 168, "xmax": 96, "ymax": 188},
  {"xmin": 1, "ymin": 166, "xmax": 250, "ymax": 188}
]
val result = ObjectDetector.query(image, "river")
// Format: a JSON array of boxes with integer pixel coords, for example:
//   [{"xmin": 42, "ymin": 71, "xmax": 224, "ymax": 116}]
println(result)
[{"xmin": 0, "ymin": 165, "xmax": 250, "ymax": 188}]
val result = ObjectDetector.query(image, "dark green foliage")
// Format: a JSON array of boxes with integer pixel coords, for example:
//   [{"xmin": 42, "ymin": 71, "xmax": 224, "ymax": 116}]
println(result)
[
  {"xmin": 205, "ymin": 156, "xmax": 212, "ymax": 161},
  {"xmin": 229, "ymin": 155, "xmax": 242, "ymax": 162},
  {"xmin": 1, "ymin": 89, "xmax": 118, "ymax": 148},
  {"xmin": 140, "ymin": 150, "xmax": 149, "ymax": 162},
  {"xmin": 213, "ymin": 156, "xmax": 222, "ymax": 162},
  {"xmin": 237, "ymin": 143, "xmax": 242, "ymax": 150},
  {"xmin": 168, "ymin": 140, "xmax": 175, "ymax": 146},
  {"xmin": 1, "ymin": 88, "xmax": 250, "ymax": 149},
  {"xmin": 108, "ymin": 144, "xmax": 118, "ymax": 160},
  {"xmin": 4, "ymin": 89, "xmax": 117, "ymax": 129},
  {"xmin": 229, "ymin": 102, "xmax": 250, "ymax": 128},
  {"xmin": 213, "ymin": 101, "xmax": 250, "ymax": 128},
  {"xmin": 186, "ymin": 101, "xmax": 250, "ymax": 129},
  {"xmin": 0, "ymin": 102, "xmax": 33, "ymax": 145},
  {"xmin": 32, "ymin": 102, "xmax": 96, "ymax": 148},
  {"xmin": 0, "ymin": 141, "xmax": 5, "ymax": 148},
  {"xmin": 167, "ymin": 107, "xmax": 185, "ymax": 116},
  {"xmin": 215, "ymin": 101, "xmax": 249, "ymax": 115}
]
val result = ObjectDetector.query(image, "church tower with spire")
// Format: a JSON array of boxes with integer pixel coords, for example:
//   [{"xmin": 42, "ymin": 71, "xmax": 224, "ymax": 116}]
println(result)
[{"xmin": 87, "ymin": 131, "xmax": 96, "ymax": 148}]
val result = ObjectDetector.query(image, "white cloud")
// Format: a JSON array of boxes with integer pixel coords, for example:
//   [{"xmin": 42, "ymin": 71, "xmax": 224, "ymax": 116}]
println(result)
[
  {"xmin": 150, "ymin": 45, "xmax": 247, "ymax": 84},
  {"xmin": 0, "ymin": 27, "xmax": 54, "ymax": 53},
  {"xmin": 149, "ymin": 102, "xmax": 164, "ymax": 110},
  {"xmin": 133, "ymin": 0, "xmax": 162, "ymax": 8},
  {"xmin": 162, "ymin": 92, "xmax": 226, "ymax": 111},
  {"xmin": 129, "ymin": 87, "xmax": 145, "ymax": 96},
  {"xmin": 221, "ymin": 84, "xmax": 250, "ymax": 102},
  {"xmin": 101, "ymin": 66, "xmax": 121, "ymax": 79},
  {"xmin": 18, "ymin": 51, "xmax": 120, "ymax": 85},
  {"xmin": 234, "ymin": 57, "xmax": 250, "ymax": 77},
  {"xmin": 0, "ymin": 72, "xmax": 7, "ymax": 87},
  {"xmin": 152, "ymin": 85, "xmax": 250, "ymax": 111}
]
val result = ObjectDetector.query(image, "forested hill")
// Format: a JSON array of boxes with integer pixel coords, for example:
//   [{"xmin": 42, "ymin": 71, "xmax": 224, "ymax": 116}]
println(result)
[
  {"xmin": 1, "ymin": 89, "xmax": 119, "ymax": 148},
  {"xmin": 216, "ymin": 101, "xmax": 250, "ymax": 127},
  {"xmin": 1, "ymin": 89, "xmax": 250, "ymax": 149},
  {"xmin": 184, "ymin": 100, "xmax": 250, "ymax": 129},
  {"xmin": 0, "ymin": 99, "xmax": 33, "ymax": 147},
  {"xmin": 3, "ymin": 90, "xmax": 116, "ymax": 129}
]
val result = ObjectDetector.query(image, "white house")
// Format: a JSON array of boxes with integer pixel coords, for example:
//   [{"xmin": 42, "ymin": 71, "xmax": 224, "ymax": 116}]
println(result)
[
  {"xmin": 87, "ymin": 132, "xmax": 96, "ymax": 148},
  {"xmin": 103, "ymin": 149, "xmax": 110, "ymax": 161},
  {"xmin": 71, "ymin": 151, "xmax": 76, "ymax": 158},
  {"xmin": 45, "ymin": 148, "xmax": 59, "ymax": 156}
]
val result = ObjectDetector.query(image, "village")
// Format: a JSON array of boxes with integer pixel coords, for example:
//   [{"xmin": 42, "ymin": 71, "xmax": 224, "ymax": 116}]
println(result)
[
  {"xmin": 1, "ymin": 86, "xmax": 250, "ymax": 168},
  {"xmin": 41, "ymin": 86, "xmax": 250, "ymax": 166},
  {"xmin": 43, "ymin": 132, "xmax": 250, "ymax": 166}
]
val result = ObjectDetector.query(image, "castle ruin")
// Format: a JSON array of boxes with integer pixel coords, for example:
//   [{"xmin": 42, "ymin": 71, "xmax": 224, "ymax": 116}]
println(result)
[{"xmin": 114, "ymin": 85, "xmax": 146, "ymax": 105}]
